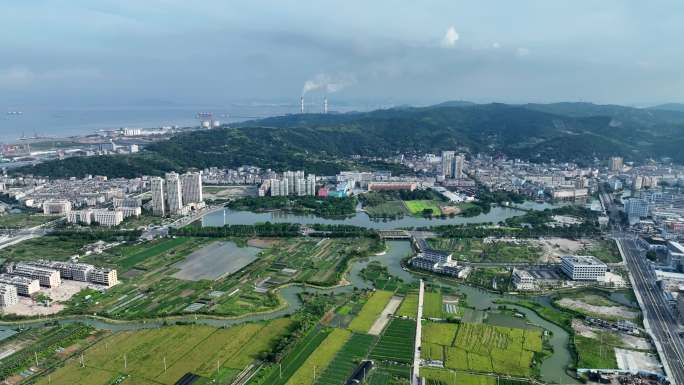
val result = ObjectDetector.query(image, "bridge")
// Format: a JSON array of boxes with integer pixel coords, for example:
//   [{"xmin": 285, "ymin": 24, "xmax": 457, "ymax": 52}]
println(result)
[{"xmin": 377, "ymin": 230, "xmax": 411, "ymax": 239}]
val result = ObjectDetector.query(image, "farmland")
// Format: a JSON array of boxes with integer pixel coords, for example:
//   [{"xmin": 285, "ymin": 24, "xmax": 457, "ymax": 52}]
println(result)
[
  {"xmin": 423, "ymin": 291, "xmax": 444, "ymax": 319},
  {"xmin": 429, "ymin": 322, "xmax": 544, "ymax": 377},
  {"xmin": 60, "ymin": 236, "xmax": 382, "ymax": 320},
  {"xmin": 285, "ymin": 328, "xmax": 351, "ymax": 385},
  {"xmin": 314, "ymin": 333, "xmax": 375, "ymax": 385},
  {"xmin": 348, "ymin": 290, "xmax": 394, "ymax": 333},
  {"xmin": 0, "ymin": 212, "xmax": 57, "ymax": 229},
  {"xmin": 34, "ymin": 320, "xmax": 293, "ymax": 385},
  {"xmin": 428, "ymin": 238, "xmax": 542, "ymax": 263},
  {"xmin": 396, "ymin": 293, "xmax": 418, "ymax": 318},
  {"xmin": 369, "ymin": 319, "xmax": 416, "ymax": 364}
]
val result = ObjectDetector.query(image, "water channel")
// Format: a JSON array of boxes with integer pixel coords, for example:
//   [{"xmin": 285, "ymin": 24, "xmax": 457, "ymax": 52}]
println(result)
[{"xmin": 0, "ymin": 204, "xmax": 577, "ymax": 384}]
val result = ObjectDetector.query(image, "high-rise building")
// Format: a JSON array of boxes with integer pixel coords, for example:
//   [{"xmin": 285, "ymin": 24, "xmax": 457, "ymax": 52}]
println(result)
[
  {"xmin": 165, "ymin": 172, "xmax": 183, "ymax": 215},
  {"xmin": 0, "ymin": 284, "xmax": 18, "ymax": 308},
  {"xmin": 306, "ymin": 174, "xmax": 316, "ymax": 196},
  {"xmin": 150, "ymin": 177, "xmax": 166, "ymax": 216},
  {"xmin": 181, "ymin": 172, "xmax": 203, "ymax": 204},
  {"xmin": 609, "ymin": 156, "xmax": 624, "ymax": 172},
  {"xmin": 442, "ymin": 151, "xmax": 455, "ymax": 178},
  {"xmin": 455, "ymin": 154, "xmax": 465, "ymax": 178},
  {"xmin": 295, "ymin": 177, "xmax": 307, "ymax": 196},
  {"xmin": 625, "ymin": 198, "xmax": 649, "ymax": 223}
]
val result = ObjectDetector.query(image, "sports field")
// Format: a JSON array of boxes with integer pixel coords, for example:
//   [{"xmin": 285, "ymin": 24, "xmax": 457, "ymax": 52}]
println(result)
[
  {"xmin": 348, "ymin": 290, "xmax": 394, "ymax": 333},
  {"xmin": 34, "ymin": 320, "xmax": 292, "ymax": 385}
]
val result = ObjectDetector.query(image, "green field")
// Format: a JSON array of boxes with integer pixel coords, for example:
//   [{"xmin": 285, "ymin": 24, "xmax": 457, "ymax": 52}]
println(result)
[
  {"xmin": 314, "ymin": 333, "xmax": 375, "ymax": 385},
  {"xmin": 574, "ymin": 335, "xmax": 618, "ymax": 369},
  {"xmin": 428, "ymin": 238, "xmax": 541, "ymax": 263},
  {"xmin": 35, "ymin": 320, "xmax": 293, "ymax": 385},
  {"xmin": 348, "ymin": 290, "xmax": 394, "ymax": 333},
  {"xmin": 285, "ymin": 328, "xmax": 351, "ymax": 385},
  {"xmin": 466, "ymin": 268, "xmax": 512, "ymax": 292},
  {"xmin": 255, "ymin": 326, "xmax": 331, "ymax": 385},
  {"xmin": 369, "ymin": 319, "xmax": 416, "ymax": 364},
  {"xmin": 404, "ymin": 200, "xmax": 442, "ymax": 216},
  {"xmin": 553, "ymin": 289, "xmax": 640, "ymax": 321},
  {"xmin": 396, "ymin": 294, "xmax": 418, "ymax": 318},
  {"xmin": 0, "ymin": 213, "xmax": 57, "ymax": 229},
  {"xmin": 364, "ymin": 201, "xmax": 409, "ymax": 218},
  {"xmin": 423, "ymin": 292, "xmax": 444, "ymax": 319},
  {"xmin": 440, "ymin": 322, "xmax": 543, "ymax": 377},
  {"xmin": 422, "ymin": 322, "xmax": 459, "ymax": 347},
  {"xmin": 0, "ymin": 235, "xmax": 94, "ymax": 261},
  {"xmin": 421, "ymin": 368, "xmax": 496, "ymax": 385},
  {"xmin": 578, "ymin": 239, "xmax": 622, "ymax": 263}
]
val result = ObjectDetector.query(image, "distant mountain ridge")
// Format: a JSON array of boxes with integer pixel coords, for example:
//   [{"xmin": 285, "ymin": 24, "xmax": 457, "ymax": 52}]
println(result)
[{"xmin": 16, "ymin": 101, "xmax": 684, "ymax": 178}]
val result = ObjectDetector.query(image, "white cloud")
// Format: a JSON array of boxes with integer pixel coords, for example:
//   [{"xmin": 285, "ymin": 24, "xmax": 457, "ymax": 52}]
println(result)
[
  {"xmin": 302, "ymin": 73, "xmax": 356, "ymax": 95},
  {"xmin": 516, "ymin": 47, "xmax": 530, "ymax": 57},
  {"xmin": 0, "ymin": 66, "xmax": 35, "ymax": 86},
  {"xmin": 0, "ymin": 66, "xmax": 102, "ymax": 88},
  {"xmin": 441, "ymin": 26, "xmax": 459, "ymax": 48},
  {"xmin": 492, "ymin": 42, "xmax": 501, "ymax": 49}
]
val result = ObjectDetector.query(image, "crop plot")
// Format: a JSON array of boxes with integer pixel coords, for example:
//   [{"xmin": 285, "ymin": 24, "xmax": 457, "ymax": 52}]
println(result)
[
  {"xmin": 369, "ymin": 319, "xmax": 416, "ymax": 364},
  {"xmin": 349, "ymin": 290, "xmax": 394, "ymax": 333},
  {"xmin": 314, "ymin": 333, "xmax": 375, "ymax": 385}
]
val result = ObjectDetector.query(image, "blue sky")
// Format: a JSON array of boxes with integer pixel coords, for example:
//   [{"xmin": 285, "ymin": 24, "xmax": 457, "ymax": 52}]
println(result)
[{"xmin": 1, "ymin": 0, "xmax": 683, "ymax": 107}]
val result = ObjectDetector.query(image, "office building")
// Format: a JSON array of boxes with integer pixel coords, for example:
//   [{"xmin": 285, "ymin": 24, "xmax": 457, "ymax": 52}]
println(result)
[
  {"xmin": 0, "ymin": 284, "xmax": 18, "ymax": 307},
  {"xmin": 181, "ymin": 172, "xmax": 203, "ymax": 204},
  {"xmin": 609, "ymin": 156, "xmax": 624, "ymax": 172},
  {"xmin": 368, "ymin": 182, "xmax": 417, "ymax": 192},
  {"xmin": 42, "ymin": 199, "xmax": 72, "ymax": 215},
  {"xmin": 88, "ymin": 268, "xmax": 118, "ymax": 287},
  {"xmin": 560, "ymin": 256, "xmax": 607, "ymax": 281},
  {"xmin": 165, "ymin": 172, "xmax": 183, "ymax": 215},
  {"xmin": 150, "ymin": 177, "xmax": 165, "ymax": 216},
  {"xmin": 12, "ymin": 263, "xmax": 61, "ymax": 287},
  {"xmin": 442, "ymin": 151, "xmax": 455, "ymax": 178},
  {"xmin": 625, "ymin": 198, "xmax": 650, "ymax": 223},
  {"xmin": 0, "ymin": 274, "xmax": 40, "ymax": 296}
]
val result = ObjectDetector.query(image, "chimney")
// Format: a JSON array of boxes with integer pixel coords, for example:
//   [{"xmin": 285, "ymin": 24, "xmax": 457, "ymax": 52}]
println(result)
[
  {"xmin": 300, "ymin": 96, "xmax": 305, "ymax": 113},
  {"xmin": 324, "ymin": 97, "xmax": 328, "ymax": 114}
]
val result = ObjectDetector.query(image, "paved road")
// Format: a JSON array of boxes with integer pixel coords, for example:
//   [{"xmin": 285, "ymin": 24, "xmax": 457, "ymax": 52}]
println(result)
[{"xmin": 618, "ymin": 236, "xmax": 684, "ymax": 385}]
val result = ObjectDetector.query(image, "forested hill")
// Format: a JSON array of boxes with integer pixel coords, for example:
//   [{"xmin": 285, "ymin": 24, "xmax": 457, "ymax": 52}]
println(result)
[{"xmin": 16, "ymin": 102, "xmax": 684, "ymax": 178}]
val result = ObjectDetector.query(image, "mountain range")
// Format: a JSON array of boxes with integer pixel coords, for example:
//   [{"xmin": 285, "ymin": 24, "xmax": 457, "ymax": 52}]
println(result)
[{"xmin": 17, "ymin": 101, "xmax": 684, "ymax": 178}]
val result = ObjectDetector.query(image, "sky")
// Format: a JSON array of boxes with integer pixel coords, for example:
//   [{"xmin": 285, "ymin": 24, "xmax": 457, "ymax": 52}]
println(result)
[{"xmin": 2, "ymin": 0, "xmax": 683, "ymax": 107}]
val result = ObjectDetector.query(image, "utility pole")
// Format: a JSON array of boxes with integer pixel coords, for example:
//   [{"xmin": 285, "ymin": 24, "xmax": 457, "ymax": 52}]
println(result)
[
  {"xmin": 34, "ymin": 351, "xmax": 39, "ymax": 367},
  {"xmin": 163, "ymin": 356, "xmax": 167, "ymax": 372},
  {"xmin": 124, "ymin": 354, "xmax": 127, "ymax": 370},
  {"xmin": 279, "ymin": 363, "xmax": 282, "ymax": 379}
]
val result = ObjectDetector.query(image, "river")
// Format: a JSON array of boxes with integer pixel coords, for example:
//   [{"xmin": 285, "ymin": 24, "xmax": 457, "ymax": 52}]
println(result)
[{"xmin": 201, "ymin": 201, "xmax": 559, "ymax": 230}]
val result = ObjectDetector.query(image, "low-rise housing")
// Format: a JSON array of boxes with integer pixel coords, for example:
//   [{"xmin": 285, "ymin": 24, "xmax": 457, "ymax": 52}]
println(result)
[
  {"xmin": 512, "ymin": 269, "xmax": 536, "ymax": 290},
  {"xmin": 12, "ymin": 263, "xmax": 61, "ymax": 287},
  {"xmin": 0, "ymin": 274, "xmax": 40, "ymax": 296}
]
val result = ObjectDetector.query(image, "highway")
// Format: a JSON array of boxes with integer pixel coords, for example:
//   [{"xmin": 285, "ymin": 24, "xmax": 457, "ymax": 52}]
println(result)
[{"xmin": 618, "ymin": 236, "xmax": 684, "ymax": 385}]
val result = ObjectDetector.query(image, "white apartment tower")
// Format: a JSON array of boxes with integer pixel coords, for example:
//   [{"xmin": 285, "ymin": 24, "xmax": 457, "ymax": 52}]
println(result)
[
  {"xmin": 0, "ymin": 284, "xmax": 18, "ymax": 308},
  {"xmin": 150, "ymin": 177, "xmax": 166, "ymax": 216},
  {"xmin": 455, "ymin": 154, "xmax": 465, "ymax": 178},
  {"xmin": 442, "ymin": 151, "xmax": 455, "ymax": 178},
  {"xmin": 181, "ymin": 172, "xmax": 203, "ymax": 204},
  {"xmin": 306, "ymin": 174, "xmax": 316, "ymax": 196},
  {"xmin": 165, "ymin": 172, "xmax": 183, "ymax": 215}
]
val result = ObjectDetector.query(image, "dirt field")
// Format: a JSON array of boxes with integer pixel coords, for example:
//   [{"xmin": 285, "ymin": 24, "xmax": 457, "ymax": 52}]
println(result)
[
  {"xmin": 557, "ymin": 298, "xmax": 639, "ymax": 320},
  {"xmin": 368, "ymin": 296, "xmax": 402, "ymax": 335},
  {"xmin": 247, "ymin": 238, "xmax": 279, "ymax": 249},
  {"xmin": 1, "ymin": 280, "xmax": 92, "ymax": 316},
  {"xmin": 615, "ymin": 348, "xmax": 662, "ymax": 374},
  {"xmin": 535, "ymin": 237, "xmax": 589, "ymax": 262}
]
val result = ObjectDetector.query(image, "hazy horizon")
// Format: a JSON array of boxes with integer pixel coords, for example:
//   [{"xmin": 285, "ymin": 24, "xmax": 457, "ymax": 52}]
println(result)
[{"xmin": 2, "ymin": 1, "xmax": 684, "ymax": 108}]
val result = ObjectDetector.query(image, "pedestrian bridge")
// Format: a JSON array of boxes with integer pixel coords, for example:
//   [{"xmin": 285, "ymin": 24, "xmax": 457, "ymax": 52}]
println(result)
[{"xmin": 377, "ymin": 230, "xmax": 411, "ymax": 239}]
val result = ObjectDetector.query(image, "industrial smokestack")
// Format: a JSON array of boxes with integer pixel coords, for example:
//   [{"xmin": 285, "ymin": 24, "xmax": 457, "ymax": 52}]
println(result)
[
  {"xmin": 323, "ymin": 97, "xmax": 328, "ymax": 114},
  {"xmin": 300, "ymin": 96, "xmax": 305, "ymax": 114}
]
